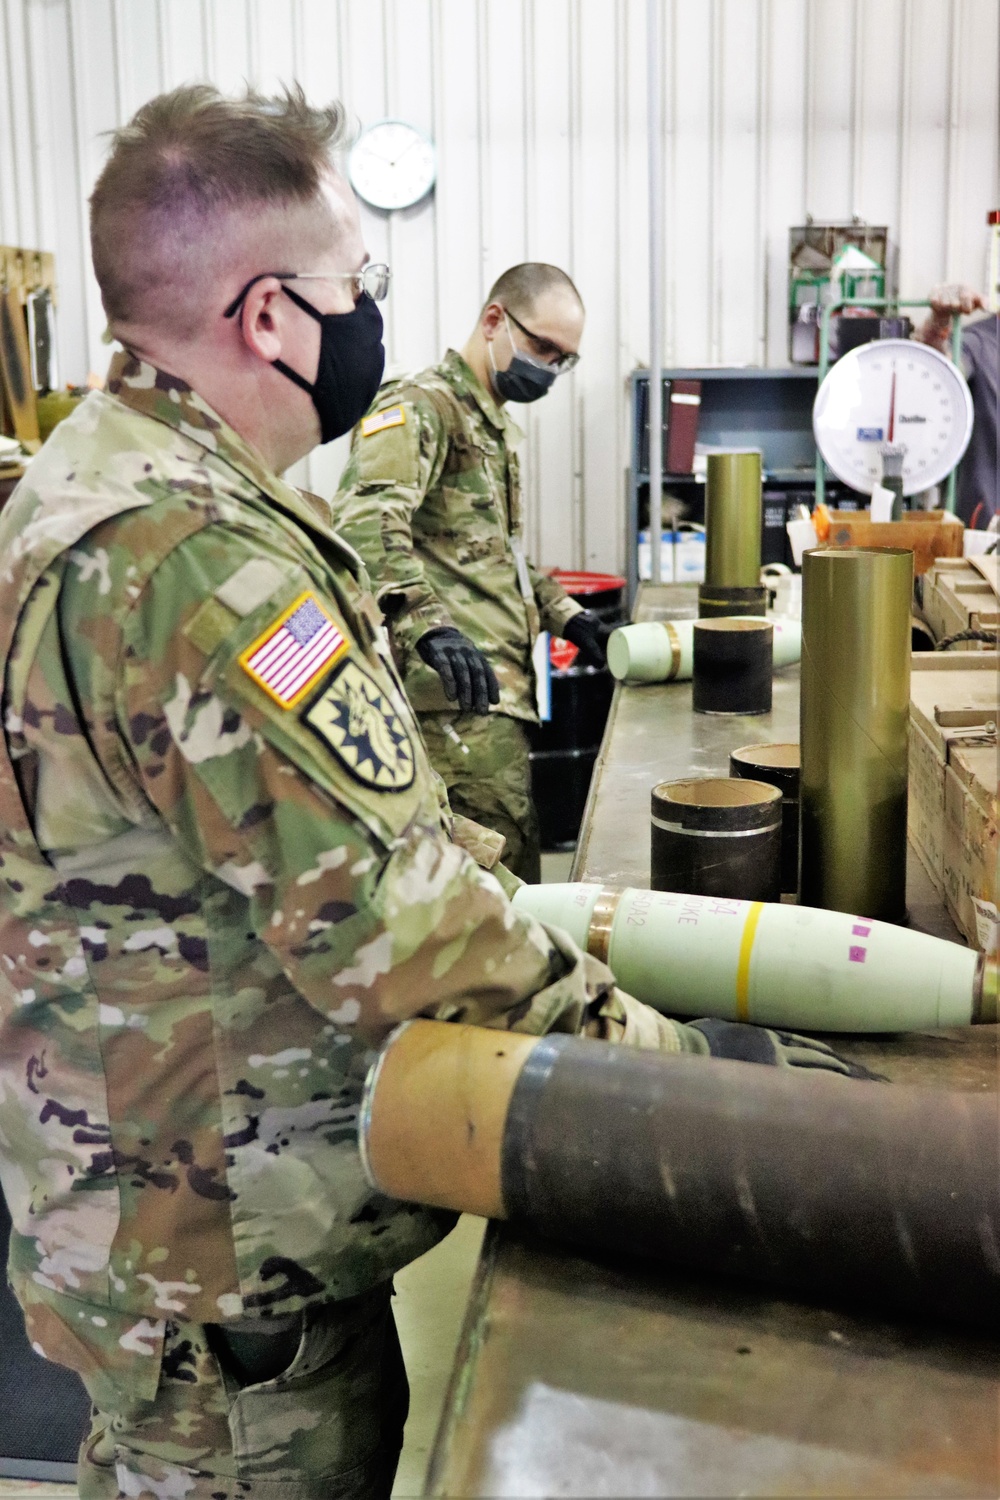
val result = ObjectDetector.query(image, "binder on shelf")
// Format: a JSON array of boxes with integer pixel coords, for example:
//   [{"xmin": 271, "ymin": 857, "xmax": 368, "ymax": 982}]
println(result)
[
  {"xmin": 638, "ymin": 377, "xmax": 702, "ymax": 476},
  {"xmin": 665, "ymin": 378, "xmax": 701, "ymax": 474}
]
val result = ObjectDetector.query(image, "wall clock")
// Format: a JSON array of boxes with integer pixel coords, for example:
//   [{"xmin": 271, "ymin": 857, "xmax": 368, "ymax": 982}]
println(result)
[{"xmin": 347, "ymin": 119, "xmax": 436, "ymax": 211}]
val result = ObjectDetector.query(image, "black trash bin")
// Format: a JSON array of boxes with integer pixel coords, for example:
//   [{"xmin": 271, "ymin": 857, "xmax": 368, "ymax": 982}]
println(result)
[{"xmin": 527, "ymin": 571, "xmax": 626, "ymax": 851}]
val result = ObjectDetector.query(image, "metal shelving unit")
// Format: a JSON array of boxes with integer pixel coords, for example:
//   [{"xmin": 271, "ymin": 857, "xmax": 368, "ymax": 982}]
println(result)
[{"xmin": 627, "ymin": 366, "xmax": 856, "ymax": 606}]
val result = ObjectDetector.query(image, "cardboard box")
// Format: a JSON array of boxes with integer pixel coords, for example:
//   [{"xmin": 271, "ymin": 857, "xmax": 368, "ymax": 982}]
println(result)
[
  {"xmin": 825, "ymin": 510, "xmax": 964, "ymax": 575},
  {"xmin": 908, "ymin": 717, "xmax": 946, "ymax": 886},
  {"xmin": 920, "ymin": 558, "xmax": 1000, "ymax": 644},
  {"xmin": 943, "ymin": 746, "xmax": 997, "ymax": 947},
  {"xmin": 908, "ymin": 653, "xmax": 998, "ymax": 946}
]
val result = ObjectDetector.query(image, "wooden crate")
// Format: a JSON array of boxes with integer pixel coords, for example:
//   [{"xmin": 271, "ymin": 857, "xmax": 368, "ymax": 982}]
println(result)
[
  {"xmin": 909, "ymin": 653, "xmax": 998, "ymax": 946},
  {"xmin": 825, "ymin": 510, "xmax": 964, "ymax": 575},
  {"xmin": 920, "ymin": 557, "xmax": 1000, "ymax": 645}
]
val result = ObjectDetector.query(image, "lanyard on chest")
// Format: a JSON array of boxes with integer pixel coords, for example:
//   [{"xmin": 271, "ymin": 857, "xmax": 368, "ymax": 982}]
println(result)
[{"xmin": 500, "ymin": 446, "xmax": 533, "ymax": 602}]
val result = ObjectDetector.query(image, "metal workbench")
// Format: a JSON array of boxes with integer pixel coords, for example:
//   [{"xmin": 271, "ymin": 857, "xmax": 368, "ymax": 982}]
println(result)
[{"xmin": 426, "ymin": 584, "xmax": 999, "ymax": 1499}]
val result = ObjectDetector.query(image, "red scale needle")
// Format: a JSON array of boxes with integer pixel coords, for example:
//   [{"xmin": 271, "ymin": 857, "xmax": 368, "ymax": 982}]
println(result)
[{"xmin": 887, "ymin": 365, "xmax": 896, "ymax": 443}]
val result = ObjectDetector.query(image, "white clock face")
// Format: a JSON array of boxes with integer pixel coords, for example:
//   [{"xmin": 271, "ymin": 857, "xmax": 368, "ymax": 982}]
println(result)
[
  {"xmin": 813, "ymin": 338, "xmax": 974, "ymax": 496},
  {"xmin": 348, "ymin": 120, "xmax": 436, "ymax": 211}
]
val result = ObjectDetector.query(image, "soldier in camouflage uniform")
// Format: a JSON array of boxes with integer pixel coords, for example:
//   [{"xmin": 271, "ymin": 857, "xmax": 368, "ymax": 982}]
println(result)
[
  {"xmin": 332, "ymin": 265, "xmax": 612, "ymax": 882},
  {"xmin": 0, "ymin": 86, "xmax": 874, "ymax": 1500}
]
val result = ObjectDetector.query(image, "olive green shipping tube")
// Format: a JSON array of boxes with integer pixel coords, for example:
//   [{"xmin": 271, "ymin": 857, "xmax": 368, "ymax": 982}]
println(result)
[
  {"xmin": 704, "ymin": 451, "xmax": 763, "ymax": 588},
  {"xmin": 800, "ymin": 547, "xmax": 913, "ymax": 922}
]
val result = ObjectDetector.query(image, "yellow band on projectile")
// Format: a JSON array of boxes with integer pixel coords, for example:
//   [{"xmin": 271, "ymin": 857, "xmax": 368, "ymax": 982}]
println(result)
[{"xmin": 735, "ymin": 902, "xmax": 765, "ymax": 1022}]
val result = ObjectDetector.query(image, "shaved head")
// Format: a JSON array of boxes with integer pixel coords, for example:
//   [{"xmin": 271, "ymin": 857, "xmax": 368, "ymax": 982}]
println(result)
[
  {"xmin": 483, "ymin": 263, "xmax": 584, "ymax": 321},
  {"xmin": 90, "ymin": 84, "xmax": 350, "ymax": 341}
]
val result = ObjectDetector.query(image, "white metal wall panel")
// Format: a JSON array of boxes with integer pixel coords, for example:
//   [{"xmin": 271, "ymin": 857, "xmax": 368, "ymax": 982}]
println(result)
[
  {"xmin": 760, "ymin": 0, "xmax": 807, "ymax": 365},
  {"xmin": 1, "ymin": 0, "xmax": 997, "ymax": 572}
]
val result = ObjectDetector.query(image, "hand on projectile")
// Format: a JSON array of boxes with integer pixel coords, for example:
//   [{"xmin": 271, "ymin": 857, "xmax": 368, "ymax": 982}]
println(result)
[
  {"xmin": 562, "ymin": 610, "xmax": 613, "ymax": 668},
  {"xmin": 416, "ymin": 627, "xmax": 500, "ymax": 715},
  {"xmin": 688, "ymin": 1017, "xmax": 887, "ymax": 1081}
]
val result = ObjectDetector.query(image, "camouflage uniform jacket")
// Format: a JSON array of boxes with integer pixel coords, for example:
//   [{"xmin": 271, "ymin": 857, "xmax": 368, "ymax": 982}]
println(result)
[
  {"xmin": 0, "ymin": 351, "xmax": 618, "ymax": 1406},
  {"xmin": 330, "ymin": 350, "xmax": 582, "ymax": 721}
]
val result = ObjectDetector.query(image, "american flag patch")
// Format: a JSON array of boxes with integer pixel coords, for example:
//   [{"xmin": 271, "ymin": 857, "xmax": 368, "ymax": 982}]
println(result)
[
  {"xmin": 239, "ymin": 593, "xmax": 348, "ymax": 708},
  {"xmin": 361, "ymin": 405, "xmax": 405, "ymax": 437}
]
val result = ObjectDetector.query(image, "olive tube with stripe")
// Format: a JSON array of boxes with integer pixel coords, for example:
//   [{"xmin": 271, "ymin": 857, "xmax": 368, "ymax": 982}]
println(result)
[
  {"xmin": 509, "ymin": 883, "xmax": 996, "ymax": 1033},
  {"xmin": 361, "ymin": 1019, "xmax": 1000, "ymax": 1329},
  {"xmin": 608, "ymin": 614, "xmax": 801, "ymax": 684}
]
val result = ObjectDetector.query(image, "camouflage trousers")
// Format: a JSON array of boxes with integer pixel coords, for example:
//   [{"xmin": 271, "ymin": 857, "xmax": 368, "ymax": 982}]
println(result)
[
  {"xmin": 419, "ymin": 710, "xmax": 541, "ymax": 883},
  {"xmin": 77, "ymin": 1285, "xmax": 407, "ymax": 1500}
]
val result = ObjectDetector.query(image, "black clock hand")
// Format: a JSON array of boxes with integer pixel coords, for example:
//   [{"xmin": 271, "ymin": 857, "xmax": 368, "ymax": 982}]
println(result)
[{"xmin": 388, "ymin": 136, "xmax": 421, "ymax": 169}]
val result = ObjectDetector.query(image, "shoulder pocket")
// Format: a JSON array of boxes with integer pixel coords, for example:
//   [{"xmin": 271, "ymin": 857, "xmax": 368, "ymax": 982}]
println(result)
[
  {"xmin": 352, "ymin": 399, "xmax": 423, "ymax": 488},
  {"xmin": 182, "ymin": 575, "xmax": 429, "ymax": 850}
]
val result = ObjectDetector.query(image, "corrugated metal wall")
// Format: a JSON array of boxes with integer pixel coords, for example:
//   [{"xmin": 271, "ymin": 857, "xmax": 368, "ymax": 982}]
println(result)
[{"xmin": 1, "ymin": 0, "xmax": 997, "ymax": 572}]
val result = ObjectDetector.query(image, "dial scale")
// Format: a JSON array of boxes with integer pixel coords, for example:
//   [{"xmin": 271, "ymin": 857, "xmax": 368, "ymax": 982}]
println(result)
[{"xmin": 812, "ymin": 338, "xmax": 974, "ymax": 497}]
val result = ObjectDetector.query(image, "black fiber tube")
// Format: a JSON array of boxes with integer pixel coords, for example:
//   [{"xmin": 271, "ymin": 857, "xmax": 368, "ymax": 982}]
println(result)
[
  {"xmin": 500, "ymin": 1035, "xmax": 1000, "ymax": 1330},
  {"xmin": 729, "ymin": 744, "xmax": 800, "ymax": 894},
  {"xmin": 693, "ymin": 619, "xmax": 773, "ymax": 715},
  {"xmin": 650, "ymin": 778, "xmax": 782, "ymax": 901}
]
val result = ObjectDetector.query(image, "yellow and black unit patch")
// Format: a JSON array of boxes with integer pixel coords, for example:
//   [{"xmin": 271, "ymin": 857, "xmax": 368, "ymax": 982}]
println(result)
[
  {"xmin": 239, "ymin": 592, "xmax": 349, "ymax": 708},
  {"xmin": 305, "ymin": 660, "xmax": 415, "ymax": 791},
  {"xmin": 360, "ymin": 405, "xmax": 405, "ymax": 438}
]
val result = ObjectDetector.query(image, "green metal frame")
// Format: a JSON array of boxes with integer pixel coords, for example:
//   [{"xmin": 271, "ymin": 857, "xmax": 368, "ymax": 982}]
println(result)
[{"xmin": 814, "ymin": 298, "xmax": 964, "ymax": 512}]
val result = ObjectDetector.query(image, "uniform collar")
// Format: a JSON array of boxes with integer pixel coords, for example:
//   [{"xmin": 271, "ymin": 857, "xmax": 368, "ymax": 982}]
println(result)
[
  {"xmin": 440, "ymin": 349, "xmax": 524, "ymax": 447},
  {"xmin": 105, "ymin": 349, "xmax": 364, "ymax": 569},
  {"xmin": 107, "ymin": 349, "xmax": 288, "ymax": 495}
]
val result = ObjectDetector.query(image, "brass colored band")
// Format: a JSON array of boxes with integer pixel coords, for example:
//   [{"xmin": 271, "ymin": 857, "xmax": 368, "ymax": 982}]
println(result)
[
  {"xmin": 972, "ymin": 951, "xmax": 998, "ymax": 1025},
  {"xmin": 587, "ymin": 887, "xmax": 623, "ymax": 966},
  {"xmin": 659, "ymin": 621, "xmax": 682, "ymax": 681}
]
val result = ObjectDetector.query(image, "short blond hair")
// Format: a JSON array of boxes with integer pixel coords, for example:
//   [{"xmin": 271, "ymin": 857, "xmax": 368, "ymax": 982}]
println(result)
[{"xmin": 90, "ymin": 84, "xmax": 349, "ymax": 339}]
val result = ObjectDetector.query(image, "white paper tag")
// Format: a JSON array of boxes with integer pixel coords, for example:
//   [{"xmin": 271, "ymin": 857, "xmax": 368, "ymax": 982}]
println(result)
[
  {"xmin": 870, "ymin": 484, "xmax": 896, "ymax": 523},
  {"xmin": 532, "ymin": 631, "xmax": 551, "ymax": 721},
  {"xmin": 972, "ymin": 897, "xmax": 999, "ymax": 953},
  {"xmin": 786, "ymin": 517, "xmax": 819, "ymax": 567},
  {"xmin": 510, "ymin": 536, "xmax": 533, "ymax": 600}
]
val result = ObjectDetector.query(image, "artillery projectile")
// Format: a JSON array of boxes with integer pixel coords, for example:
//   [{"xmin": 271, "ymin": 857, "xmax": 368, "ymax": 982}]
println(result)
[
  {"xmin": 608, "ymin": 614, "xmax": 801, "ymax": 684},
  {"xmin": 511, "ymin": 882, "xmax": 994, "ymax": 1033}
]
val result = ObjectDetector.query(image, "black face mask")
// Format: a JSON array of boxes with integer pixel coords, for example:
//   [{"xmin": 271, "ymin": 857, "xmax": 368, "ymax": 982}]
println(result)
[
  {"xmin": 273, "ymin": 287, "xmax": 385, "ymax": 443},
  {"xmin": 487, "ymin": 312, "xmax": 558, "ymax": 404}
]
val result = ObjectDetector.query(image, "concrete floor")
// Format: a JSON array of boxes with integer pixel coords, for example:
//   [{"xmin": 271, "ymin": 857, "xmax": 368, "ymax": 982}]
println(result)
[
  {"xmin": 390, "ymin": 1213, "xmax": 487, "ymax": 1497},
  {"xmin": 0, "ymin": 848, "xmax": 576, "ymax": 1500}
]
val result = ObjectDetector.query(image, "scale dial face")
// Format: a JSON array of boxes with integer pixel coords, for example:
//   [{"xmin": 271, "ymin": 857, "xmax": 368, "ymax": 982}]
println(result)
[
  {"xmin": 347, "ymin": 120, "xmax": 436, "ymax": 211},
  {"xmin": 813, "ymin": 338, "xmax": 974, "ymax": 497}
]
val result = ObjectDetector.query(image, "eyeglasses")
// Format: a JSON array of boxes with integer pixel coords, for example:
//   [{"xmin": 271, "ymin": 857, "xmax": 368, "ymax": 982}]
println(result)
[
  {"xmin": 504, "ymin": 307, "xmax": 580, "ymax": 373},
  {"xmin": 224, "ymin": 262, "xmax": 391, "ymax": 319}
]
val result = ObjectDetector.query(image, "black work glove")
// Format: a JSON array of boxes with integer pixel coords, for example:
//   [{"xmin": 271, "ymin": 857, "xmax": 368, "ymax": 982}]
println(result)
[
  {"xmin": 416, "ymin": 627, "xmax": 500, "ymax": 716},
  {"xmin": 562, "ymin": 609, "xmax": 613, "ymax": 668},
  {"xmin": 688, "ymin": 1017, "xmax": 886, "ymax": 1081}
]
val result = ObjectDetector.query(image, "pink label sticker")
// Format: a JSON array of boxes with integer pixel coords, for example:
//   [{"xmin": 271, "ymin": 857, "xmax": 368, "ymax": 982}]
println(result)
[
  {"xmin": 852, "ymin": 923, "xmax": 871, "ymax": 937},
  {"xmin": 849, "ymin": 945, "xmax": 867, "ymax": 963}
]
